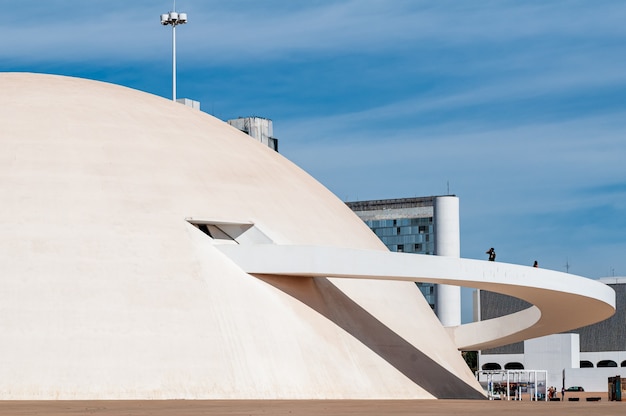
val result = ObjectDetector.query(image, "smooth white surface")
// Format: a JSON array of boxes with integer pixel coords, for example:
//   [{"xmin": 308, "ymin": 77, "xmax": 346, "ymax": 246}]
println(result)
[
  {"xmin": 217, "ymin": 244, "xmax": 615, "ymax": 350},
  {"xmin": 434, "ymin": 196, "xmax": 460, "ymax": 257},
  {"xmin": 525, "ymin": 334, "xmax": 580, "ymax": 387},
  {"xmin": 565, "ymin": 367, "xmax": 625, "ymax": 392},
  {"xmin": 0, "ymin": 73, "xmax": 484, "ymax": 400},
  {"xmin": 434, "ymin": 196, "xmax": 461, "ymax": 327}
]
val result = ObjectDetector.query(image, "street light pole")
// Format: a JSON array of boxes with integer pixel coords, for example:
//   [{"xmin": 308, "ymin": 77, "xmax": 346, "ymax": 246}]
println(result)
[{"xmin": 161, "ymin": 8, "xmax": 187, "ymax": 101}]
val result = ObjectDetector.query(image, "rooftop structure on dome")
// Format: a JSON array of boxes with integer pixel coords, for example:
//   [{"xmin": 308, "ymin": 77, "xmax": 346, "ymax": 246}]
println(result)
[{"xmin": 228, "ymin": 116, "xmax": 279, "ymax": 151}]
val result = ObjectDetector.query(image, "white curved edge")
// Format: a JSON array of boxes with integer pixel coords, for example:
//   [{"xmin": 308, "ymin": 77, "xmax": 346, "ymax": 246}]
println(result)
[{"xmin": 216, "ymin": 244, "xmax": 616, "ymax": 351}]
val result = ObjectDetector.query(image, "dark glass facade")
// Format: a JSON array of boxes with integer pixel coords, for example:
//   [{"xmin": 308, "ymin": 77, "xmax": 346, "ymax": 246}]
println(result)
[
  {"xmin": 364, "ymin": 218, "xmax": 434, "ymax": 254},
  {"xmin": 346, "ymin": 197, "xmax": 437, "ymax": 309}
]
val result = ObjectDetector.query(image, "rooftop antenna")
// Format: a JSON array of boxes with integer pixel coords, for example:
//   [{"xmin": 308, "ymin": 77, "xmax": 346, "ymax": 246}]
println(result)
[
  {"xmin": 565, "ymin": 257, "xmax": 570, "ymax": 273},
  {"xmin": 161, "ymin": 1, "xmax": 188, "ymax": 101}
]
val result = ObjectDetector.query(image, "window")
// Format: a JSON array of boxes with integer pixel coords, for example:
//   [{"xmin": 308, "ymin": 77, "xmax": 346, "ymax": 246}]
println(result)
[
  {"xmin": 580, "ymin": 360, "xmax": 594, "ymax": 368},
  {"xmin": 621, "ymin": 361, "xmax": 626, "ymax": 367},
  {"xmin": 504, "ymin": 362, "xmax": 524, "ymax": 370},
  {"xmin": 397, "ymin": 244, "xmax": 404, "ymax": 252},
  {"xmin": 597, "ymin": 360, "xmax": 617, "ymax": 368},
  {"xmin": 481, "ymin": 363, "xmax": 501, "ymax": 370}
]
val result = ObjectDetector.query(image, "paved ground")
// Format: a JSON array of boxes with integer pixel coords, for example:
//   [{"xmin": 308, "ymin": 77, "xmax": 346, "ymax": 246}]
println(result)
[{"xmin": 0, "ymin": 397, "xmax": 622, "ymax": 416}]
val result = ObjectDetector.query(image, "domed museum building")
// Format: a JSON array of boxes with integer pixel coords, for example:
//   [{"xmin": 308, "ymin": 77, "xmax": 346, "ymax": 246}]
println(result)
[{"xmin": 0, "ymin": 73, "xmax": 613, "ymax": 400}]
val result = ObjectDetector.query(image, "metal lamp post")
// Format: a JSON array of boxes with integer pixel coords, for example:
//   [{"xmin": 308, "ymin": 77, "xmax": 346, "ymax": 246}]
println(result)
[{"xmin": 160, "ymin": 9, "xmax": 187, "ymax": 101}]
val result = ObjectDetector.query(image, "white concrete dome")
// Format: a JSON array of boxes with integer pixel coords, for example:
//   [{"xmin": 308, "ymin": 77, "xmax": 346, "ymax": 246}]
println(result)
[{"xmin": 0, "ymin": 73, "xmax": 484, "ymax": 400}]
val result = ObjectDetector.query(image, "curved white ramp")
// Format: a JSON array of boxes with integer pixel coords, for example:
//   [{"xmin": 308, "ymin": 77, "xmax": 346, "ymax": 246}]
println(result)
[{"xmin": 217, "ymin": 244, "xmax": 616, "ymax": 351}]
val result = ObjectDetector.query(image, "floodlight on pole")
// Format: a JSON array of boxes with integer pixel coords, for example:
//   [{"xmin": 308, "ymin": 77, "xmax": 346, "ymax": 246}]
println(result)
[{"xmin": 160, "ymin": 7, "xmax": 187, "ymax": 101}]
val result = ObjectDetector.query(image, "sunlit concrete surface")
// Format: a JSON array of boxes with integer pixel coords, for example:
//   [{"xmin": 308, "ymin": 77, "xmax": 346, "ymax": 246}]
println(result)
[
  {"xmin": 217, "ymin": 245, "xmax": 615, "ymax": 351},
  {"xmin": 0, "ymin": 73, "xmax": 481, "ymax": 400},
  {"xmin": 0, "ymin": 73, "xmax": 613, "ymax": 401}
]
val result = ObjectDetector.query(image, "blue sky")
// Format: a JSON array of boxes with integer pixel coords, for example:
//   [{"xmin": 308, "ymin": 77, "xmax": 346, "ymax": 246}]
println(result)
[{"xmin": 3, "ymin": 1, "xmax": 626, "ymax": 319}]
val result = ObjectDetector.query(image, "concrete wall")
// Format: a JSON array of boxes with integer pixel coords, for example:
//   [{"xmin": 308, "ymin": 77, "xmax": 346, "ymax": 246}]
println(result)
[
  {"xmin": 480, "ymin": 335, "xmax": 626, "ymax": 392},
  {"xmin": 525, "ymin": 334, "xmax": 580, "ymax": 387},
  {"xmin": 565, "ymin": 368, "xmax": 625, "ymax": 393},
  {"xmin": 480, "ymin": 334, "xmax": 580, "ymax": 388},
  {"xmin": 580, "ymin": 351, "xmax": 626, "ymax": 367},
  {"xmin": 576, "ymin": 281, "xmax": 626, "ymax": 352}
]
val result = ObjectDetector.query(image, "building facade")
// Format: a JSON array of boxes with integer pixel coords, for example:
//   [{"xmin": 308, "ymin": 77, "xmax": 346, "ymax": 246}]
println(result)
[
  {"xmin": 347, "ymin": 196, "xmax": 462, "ymax": 327},
  {"xmin": 346, "ymin": 197, "xmax": 437, "ymax": 307}
]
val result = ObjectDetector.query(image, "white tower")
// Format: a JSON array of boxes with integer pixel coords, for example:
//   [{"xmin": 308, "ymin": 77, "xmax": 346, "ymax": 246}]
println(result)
[{"xmin": 434, "ymin": 196, "xmax": 462, "ymax": 327}]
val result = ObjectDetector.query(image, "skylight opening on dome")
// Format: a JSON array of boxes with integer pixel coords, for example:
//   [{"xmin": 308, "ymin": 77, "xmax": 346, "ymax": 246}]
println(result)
[{"xmin": 186, "ymin": 218, "xmax": 273, "ymax": 245}]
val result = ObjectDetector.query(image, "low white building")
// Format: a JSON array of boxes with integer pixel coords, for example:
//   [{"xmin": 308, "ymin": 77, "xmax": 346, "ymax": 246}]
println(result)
[{"xmin": 478, "ymin": 277, "xmax": 626, "ymax": 392}]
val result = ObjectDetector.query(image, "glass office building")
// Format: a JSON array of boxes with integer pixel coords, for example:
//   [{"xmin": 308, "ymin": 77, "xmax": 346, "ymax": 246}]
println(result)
[
  {"xmin": 364, "ymin": 217, "xmax": 434, "ymax": 254},
  {"xmin": 346, "ymin": 197, "xmax": 436, "ymax": 308}
]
